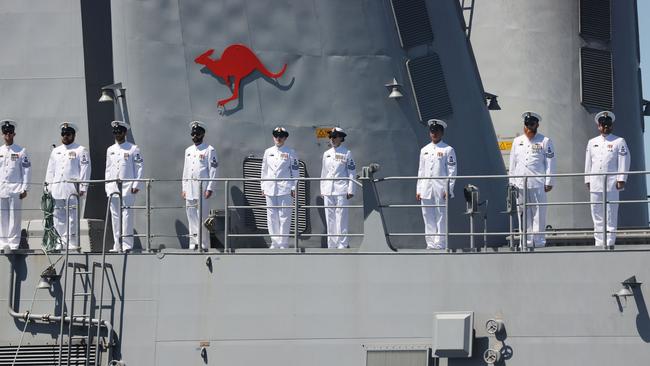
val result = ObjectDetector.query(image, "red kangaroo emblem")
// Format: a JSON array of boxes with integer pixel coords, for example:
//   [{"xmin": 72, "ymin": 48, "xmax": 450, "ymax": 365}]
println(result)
[{"xmin": 195, "ymin": 44, "xmax": 287, "ymax": 108}]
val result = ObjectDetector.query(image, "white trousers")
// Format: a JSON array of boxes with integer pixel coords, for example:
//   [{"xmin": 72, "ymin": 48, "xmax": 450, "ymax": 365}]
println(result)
[
  {"xmin": 324, "ymin": 195, "xmax": 349, "ymax": 249},
  {"xmin": 421, "ymin": 196, "xmax": 446, "ymax": 249},
  {"xmin": 186, "ymin": 198, "xmax": 210, "ymax": 250},
  {"xmin": 53, "ymin": 197, "xmax": 81, "ymax": 249},
  {"xmin": 590, "ymin": 190, "xmax": 619, "ymax": 247},
  {"xmin": 517, "ymin": 187, "xmax": 547, "ymax": 247},
  {"xmin": 109, "ymin": 194, "xmax": 136, "ymax": 251},
  {"xmin": 0, "ymin": 196, "xmax": 22, "ymax": 249},
  {"xmin": 265, "ymin": 195, "xmax": 292, "ymax": 249}
]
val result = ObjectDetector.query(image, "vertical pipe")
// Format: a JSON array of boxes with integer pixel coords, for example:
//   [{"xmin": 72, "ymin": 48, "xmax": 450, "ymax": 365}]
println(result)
[
  {"xmin": 224, "ymin": 180, "xmax": 229, "ymax": 253},
  {"xmin": 146, "ymin": 180, "xmax": 151, "ymax": 252},
  {"xmin": 198, "ymin": 180, "xmax": 204, "ymax": 252},
  {"xmin": 117, "ymin": 181, "xmax": 123, "ymax": 252}
]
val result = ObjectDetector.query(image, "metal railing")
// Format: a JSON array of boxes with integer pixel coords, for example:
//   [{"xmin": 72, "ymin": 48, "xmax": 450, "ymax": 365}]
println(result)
[
  {"xmin": 378, "ymin": 170, "xmax": 650, "ymax": 251},
  {"xmin": 4, "ymin": 170, "xmax": 650, "ymax": 254}
]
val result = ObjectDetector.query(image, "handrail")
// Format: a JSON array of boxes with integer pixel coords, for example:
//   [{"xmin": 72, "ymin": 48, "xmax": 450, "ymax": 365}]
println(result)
[{"xmin": 38, "ymin": 169, "xmax": 649, "ymax": 253}]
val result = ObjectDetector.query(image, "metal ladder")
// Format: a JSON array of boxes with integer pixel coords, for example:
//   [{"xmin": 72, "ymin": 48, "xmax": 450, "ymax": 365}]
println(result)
[
  {"xmin": 459, "ymin": 0, "xmax": 476, "ymax": 39},
  {"xmin": 57, "ymin": 196, "xmax": 114, "ymax": 365}
]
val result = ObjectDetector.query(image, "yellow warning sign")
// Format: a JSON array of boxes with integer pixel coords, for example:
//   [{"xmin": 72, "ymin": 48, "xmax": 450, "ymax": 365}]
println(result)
[
  {"xmin": 315, "ymin": 127, "xmax": 333, "ymax": 139},
  {"xmin": 498, "ymin": 141, "xmax": 513, "ymax": 151}
]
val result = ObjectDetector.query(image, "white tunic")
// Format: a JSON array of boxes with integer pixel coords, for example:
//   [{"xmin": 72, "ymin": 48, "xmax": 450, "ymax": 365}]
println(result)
[
  {"xmin": 584, "ymin": 134, "xmax": 630, "ymax": 192},
  {"xmin": 45, "ymin": 143, "xmax": 91, "ymax": 199},
  {"xmin": 416, "ymin": 141, "xmax": 457, "ymax": 200},
  {"xmin": 320, "ymin": 146, "xmax": 356, "ymax": 196},
  {"xmin": 260, "ymin": 145, "xmax": 299, "ymax": 196},
  {"xmin": 508, "ymin": 133, "xmax": 556, "ymax": 189},
  {"xmin": 104, "ymin": 141, "xmax": 144, "ymax": 196},
  {"xmin": 0, "ymin": 144, "xmax": 31, "ymax": 198},
  {"xmin": 182, "ymin": 143, "xmax": 219, "ymax": 200}
]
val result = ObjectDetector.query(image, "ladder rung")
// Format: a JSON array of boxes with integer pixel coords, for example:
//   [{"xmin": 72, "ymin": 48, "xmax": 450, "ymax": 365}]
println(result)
[
  {"xmin": 462, "ymin": 7, "xmax": 472, "ymax": 10},
  {"xmin": 73, "ymin": 292, "xmax": 91, "ymax": 296},
  {"xmin": 72, "ymin": 314, "xmax": 90, "ymax": 318},
  {"xmin": 70, "ymin": 335, "xmax": 89, "ymax": 339},
  {"xmin": 76, "ymin": 271, "xmax": 92, "ymax": 275},
  {"xmin": 68, "ymin": 357, "xmax": 88, "ymax": 362}
]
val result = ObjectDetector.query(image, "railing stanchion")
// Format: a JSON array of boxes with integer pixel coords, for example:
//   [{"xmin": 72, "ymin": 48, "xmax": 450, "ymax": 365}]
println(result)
[
  {"xmin": 602, "ymin": 173, "xmax": 608, "ymax": 249},
  {"xmin": 146, "ymin": 180, "xmax": 151, "ymax": 252},
  {"xmin": 198, "ymin": 180, "xmax": 204, "ymax": 252},
  {"xmin": 445, "ymin": 178, "xmax": 450, "ymax": 249},
  {"xmin": 521, "ymin": 177, "xmax": 528, "ymax": 251},
  {"xmin": 224, "ymin": 180, "xmax": 229, "ymax": 252},
  {"xmin": 294, "ymin": 178, "xmax": 299, "ymax": 252}
]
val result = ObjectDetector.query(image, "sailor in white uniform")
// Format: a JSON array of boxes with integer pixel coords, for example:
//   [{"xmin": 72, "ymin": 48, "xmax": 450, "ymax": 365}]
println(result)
[
  {"xmin": 508, "ymin": 111, "xmax": 556, "ymax": 248},
  {"xmin": 182, "ymin": 121, "xmax": 218, "ymax": 250},
  {"xmin": 45, "ymin": 122, "xmax": 91, "ymax": 250},
  {"xmin": 320, "ymin": 127, "xmax": 356, "ymax": 249},
  {"xmin": 0, "ymin": 120, "xmax": 31, "ymax": 251},
  {"xmin": 261, "ymin": 127, "xmax": 299, "ymax": 249},
  {"xmin": 105, "ymin": 121, "xmax": 144, "ymax": 252},
  {"xmin": 585, "ymin": 111, "xmax": 630, "ymax": 247},
  {"xmin": 416, "ymin": 119, "xmax": 457, "ymax": 249}
]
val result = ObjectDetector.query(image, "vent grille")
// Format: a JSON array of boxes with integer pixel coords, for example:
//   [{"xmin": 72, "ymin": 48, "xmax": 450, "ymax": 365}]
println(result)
[
  {"xmin": 579, "ymin": 0, "xmax": 611, "ymax": 40},
  {"xmin": 407, "ymin": 54, "xmax": 453, "ymax": 121},
  {"xmin": 390, "ymin": 0, "xmax": 434, "ymax": 49},
  {"xmin": 242, "ymin": 157, "xmax": 308, "ymax": 233},
  {"xmin": 580, "ymin": 47, "xmax": 613, "ymax": 110},
  {"xmin": 0, "ymin": 344, "xmax": 97, "ymax": 365}
]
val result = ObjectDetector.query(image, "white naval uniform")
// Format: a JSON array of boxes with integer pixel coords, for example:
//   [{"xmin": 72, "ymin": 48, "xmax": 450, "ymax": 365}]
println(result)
[
  {"xmin": 261, "ymin": 145, "xmax": 299, "ymax": 249},
  {"xmin": 585, "ymin": 134, "xmax": 630, "ymax": 247},
  {"xmin": 45, "ymin": 143, "xmax": 91, "ymax": 249},
  {"xmin": 416, "ymin": 141, "xmax": 457, "ymax": 249},
  {"xmin": 320, "ymin": 146, "xmax": 356, "ymax": 249},
  {"xmin": 508, "ymin": 133, "xmax": 556, "ymax": 247},
  {"xmin": 182, "ymin": 143, "xmax": 219, "ymax": 250},
  {"xmin": 0, "ymin": 144, "xmax": 31, "ymax": 249},
  {"xmin": 105, "ymin": 141, "xmax": 144, "ymax": 251}
]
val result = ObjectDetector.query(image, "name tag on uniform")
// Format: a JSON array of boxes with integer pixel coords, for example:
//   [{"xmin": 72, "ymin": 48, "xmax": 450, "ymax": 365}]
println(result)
[
  {"xmin": 199, "ymin": 154, "xmax": 205, "ymax": 160},
  {"xmin": 607, "ymin": 144, "xmax": 613, "ymax": 152},
  {"xmin": 281, "ymin": 153, "xmax": 289, "ymax": 160},
  {"xmin": 532, "ymin": 143, "xmax": 542, "ymax": 152},
  {"xmin": 11, "ymin": 154, "xmax": 18, "ymax": 161},
  {"xmin": 68, "ymin": 151, "xmax": 76, "ymax": 159},
  {"xmin": 437, "ymin": 152, "xmax": 443, "ymax": 157},
  {"xmin": 335, "ymin": 153, "xmax": 346, "ymax": 161},
  {"xmin": 124, "ymin": 153, "xmax": 130, "ymax": 160}
]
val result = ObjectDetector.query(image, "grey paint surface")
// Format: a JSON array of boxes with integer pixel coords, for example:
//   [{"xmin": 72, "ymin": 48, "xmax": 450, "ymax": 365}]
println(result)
[
  {"xmin": 3, "ymin": 248, "xmax": 650, "ymax": 365},
  {"xmin": 471, "ymin": 0, "xmax": 648, "ymax": 229},
  {"xmin": 108, "ymin": 0, "xmax": 507, "ymax": 250},
  {"xmin": 0, "ymin": 0, "xmax": 90, "ymax": 223}
]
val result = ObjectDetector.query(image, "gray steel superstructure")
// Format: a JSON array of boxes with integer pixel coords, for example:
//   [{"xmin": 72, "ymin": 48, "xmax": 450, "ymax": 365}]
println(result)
[{"xmin": 1, "ymin": 0, "xmax": 650, "ymax": 365}]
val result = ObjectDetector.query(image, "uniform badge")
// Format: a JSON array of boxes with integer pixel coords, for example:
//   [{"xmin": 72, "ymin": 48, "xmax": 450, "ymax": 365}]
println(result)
[
  {"xmin": 619, "ymin": 145, "xmax": 628, "ymax": 156},
  {"xmin": 437, "ymin": 152, "xmax": 443, "ymax": 157},
  {"xmin": 81, "ymin": 155, "xmax": 89, "ymax": 165},
  {"xmin": 607, "ymin": 144, "xmax": 613, "ymax": 152},
  {"xmin": 21, "ymin": 156, "xmax": 30, "ymax": 168},
  {"xmin": 281, "ymin": 153, "xmax": 289, "ymax": 160},
  {"xmin": 124, "ymin": 153, "xmax": 130, "ymax": 160},
  {"xmin": 68, "ymin": 151, "xmax": 77, "ymax": 159},
  {"xmin": 545, "ymin": 146, "xmax": 554, "ymax": 158},
  {"xmin": 210, "ymin": 156, "xmax": 218, "ymax": 168},
  {"xmin": 335, "ymin": 153, "xmax": 346, "ymax": 161},
  {"xmin": 11, "ymin": 153, "xmax": 18, "ymax": 161},
  {"xmin": 447, "ymin": 155, "xmax": 456, "ymax": 166},
  {"xmin": 134, "ymin": 153, "xmax": 143, "ymax": 163},
  {"xmin": 199, "ymin": 154, "xmax": 205, "ymax": 160},
  {"xmin": 291, "ymin": 159, "xmax": 299, "ymax": 170},
  {"xmin": 347, "ymin": 159, "xmax": 356, "ymax": 170}
]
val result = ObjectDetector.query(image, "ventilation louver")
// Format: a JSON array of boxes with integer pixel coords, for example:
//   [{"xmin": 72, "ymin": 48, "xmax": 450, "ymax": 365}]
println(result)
[
  {"xmin": 580, "ymin": 47, "xmax": 613, "ymax": 110},
  {"xmin": 407, "ymin": 54, "xmax": 453, "ymax": 122},
  {"xmin": 0, "ymin": 344, "xmax": 97, "ymax": 365},
  {"xmin": 579, "ymin": 0, "xmax": 611, "ymax": 41},
  {"xmin": 390, "ymin": 0, "xmax": 434, "ymax": 49},
  {"xmin": 242, "ymin": 157, "xmax": 308, "ymax": 233}
]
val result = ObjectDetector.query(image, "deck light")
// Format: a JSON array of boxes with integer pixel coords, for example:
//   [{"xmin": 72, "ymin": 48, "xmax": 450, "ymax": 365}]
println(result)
[{"xmin": 385, "ymin": 78, "xmax": 403, "ymax": 99}]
